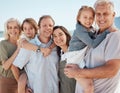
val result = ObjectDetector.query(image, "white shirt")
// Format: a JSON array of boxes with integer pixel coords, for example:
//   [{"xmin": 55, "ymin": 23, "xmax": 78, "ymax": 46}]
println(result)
[
  {"xmin": 85, "ymin": 31, "xmax": 120, "ymax": 93},
  {"xmin": 13, "ymin": 35, "xmax": 59, "ymax": 93}
]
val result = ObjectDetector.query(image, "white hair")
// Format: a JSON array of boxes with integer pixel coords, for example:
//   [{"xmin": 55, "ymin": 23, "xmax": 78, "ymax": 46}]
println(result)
[{"xmin": 94, "ymin": 0, "xmax": 114, "ymax": 11}]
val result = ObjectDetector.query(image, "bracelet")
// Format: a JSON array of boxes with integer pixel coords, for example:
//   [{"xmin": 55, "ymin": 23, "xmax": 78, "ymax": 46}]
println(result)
[
  {"xmin": 36, "ymin": 46, "xmax": 41, "ymax": 52},
  {"xmin": 49, "ymin": 46, "xmax": 52, "ymax": 49}
]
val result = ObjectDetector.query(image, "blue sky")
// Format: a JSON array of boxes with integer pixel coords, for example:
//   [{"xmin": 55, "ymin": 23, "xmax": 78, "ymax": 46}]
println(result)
[{"xmin": 0, "ymin": 0, "xmax": 120, "ymax": 31}]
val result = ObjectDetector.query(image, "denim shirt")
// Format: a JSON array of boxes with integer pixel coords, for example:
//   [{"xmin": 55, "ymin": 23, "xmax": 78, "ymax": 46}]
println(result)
[{"xmin": 69, "ymin": 23, "xmax": 110, "ymax": 51}]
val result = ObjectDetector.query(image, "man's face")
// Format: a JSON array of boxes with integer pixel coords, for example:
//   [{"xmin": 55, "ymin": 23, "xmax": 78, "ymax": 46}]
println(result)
[
  {"xmin": 95, "ymin": 4, "xmax": 115, "ymax": 32},
  {"xmin": 39, "ymin": 18, "xmax": 54, "ymax": 38}
]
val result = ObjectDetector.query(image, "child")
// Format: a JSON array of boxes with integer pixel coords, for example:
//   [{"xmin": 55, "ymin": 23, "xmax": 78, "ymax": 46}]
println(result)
[
  {"xmin": 12, "ymin": 18, "xmax": 55, "ymax": 93},
  {"xmin": 65, "ymin": 6, "xmax": 110, "ymax": 93}
]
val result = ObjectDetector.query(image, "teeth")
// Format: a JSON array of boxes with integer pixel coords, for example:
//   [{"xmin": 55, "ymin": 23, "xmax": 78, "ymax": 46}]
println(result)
[{"xmin": 100, "ymin": 21, "xmax": 105, "ymax": 24}]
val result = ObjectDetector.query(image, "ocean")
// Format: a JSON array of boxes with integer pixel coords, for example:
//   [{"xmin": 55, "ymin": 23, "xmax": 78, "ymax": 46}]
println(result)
[
  {"xmin": 0, "ymin": 31, "xmax": 4, "ymax": 41},
  {"xmin": 0, "ymin": 31, "xmax": 3, "ymax": 37}
]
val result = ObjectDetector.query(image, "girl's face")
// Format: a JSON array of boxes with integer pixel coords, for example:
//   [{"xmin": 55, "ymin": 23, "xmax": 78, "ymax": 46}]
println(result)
[
  {"xmin": 7, "ymin": 21, "xmax": 20, "ymax": 39},
  {"xmin": 23, "ymin": 22, "xmax": 36, "ymax": 39},
  {"xmin": 53, "ymin": 28, "xmax": 67, "ymax": 47},
  {"xmin": 78, "ymin": 10, "xmax": 94, "ymax": 28}
]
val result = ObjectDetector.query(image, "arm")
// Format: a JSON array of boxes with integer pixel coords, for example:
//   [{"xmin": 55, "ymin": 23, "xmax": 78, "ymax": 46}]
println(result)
[
  {"xmin": 65, "ymin": 30, "xmax": 120, "ymax": 79},
  {"xmin": 11, "ymin": 65, "xmax": 20, "ymax": 81},
  {"xmin": 2, "ymin": 48, "xmax": 20, "ymax": 70},
  {"xmin": 75, "ymin": 23, "xmax": 109, "ymax": 48},
  {"xmin": 22, "ymin": 40, "xmax": 56, "ymax": 57},
  {"xmin": 64, "ymin": 59, "xmax": 120, "ymax": 79},
  {"xmin": 40, "ymin": 42, "xmax": 56, "ymax": 57}
]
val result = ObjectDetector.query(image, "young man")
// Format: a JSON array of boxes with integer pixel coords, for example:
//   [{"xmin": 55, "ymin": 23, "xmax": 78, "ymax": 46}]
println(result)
[{"xmin": 13, "ymin": 15, "xmax": 59, "ymax": 93}]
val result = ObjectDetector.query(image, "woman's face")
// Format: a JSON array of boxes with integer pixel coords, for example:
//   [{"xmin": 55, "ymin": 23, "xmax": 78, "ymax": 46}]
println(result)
[
  {"xmin": 23, "ymin": 22, "xmax": 36, "ymax": 38},
  {"xmin": 7, "ymin": 21, "xmax": 20, "ymax": 39},
  {"xmin": 53, "ymin": 28, "xmax": 67, "ymax": 47}
]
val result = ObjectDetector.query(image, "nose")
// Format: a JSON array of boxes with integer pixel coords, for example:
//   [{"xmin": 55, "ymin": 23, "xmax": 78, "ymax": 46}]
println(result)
[
  {"xmin": 99, "ymin": 14, "xmax": 104, "ymax": 20},
  {"xmin": 25, "ymin": 28, "xmax": 30, "ymax": 33}
]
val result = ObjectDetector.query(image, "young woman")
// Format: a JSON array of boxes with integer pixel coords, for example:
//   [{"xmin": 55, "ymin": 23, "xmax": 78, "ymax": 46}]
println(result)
[{"xmin": 52, "ymin": 26, "xmax": 76, "ymax": 93}]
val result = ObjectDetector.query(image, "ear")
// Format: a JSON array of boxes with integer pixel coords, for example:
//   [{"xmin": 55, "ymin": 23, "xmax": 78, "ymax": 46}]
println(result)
[{"xmin": 113, "ymin": 12, "xmax": 115, "ymax": 17}]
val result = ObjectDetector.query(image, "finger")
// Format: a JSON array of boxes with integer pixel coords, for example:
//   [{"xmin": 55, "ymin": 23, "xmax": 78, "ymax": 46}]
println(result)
[{"xmin": 65, "ymin": 64, "xmax": 75, "ymax": 67}]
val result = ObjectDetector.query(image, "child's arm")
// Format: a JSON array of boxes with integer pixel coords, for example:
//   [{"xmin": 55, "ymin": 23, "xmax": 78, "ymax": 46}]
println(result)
[
  {"xmin": 75, "ymin": 23, "xmax": 110, "ymax": 48},
  {"xmin": 41, "ymin": 42, "xmax": 56, "ymax": 57},
  {"xmin": 21, "ymin": 40, "xmax": 56, "ymax": 57}
]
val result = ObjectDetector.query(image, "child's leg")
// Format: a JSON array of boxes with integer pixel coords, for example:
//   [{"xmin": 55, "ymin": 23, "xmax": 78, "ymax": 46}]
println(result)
[
  {"xmin": 18, "ymin": 72, "xmax": 27, "ymax": 93},
  {"xmin": 76, "ymin": 78, "xmax": 94, "ymax": 93}
]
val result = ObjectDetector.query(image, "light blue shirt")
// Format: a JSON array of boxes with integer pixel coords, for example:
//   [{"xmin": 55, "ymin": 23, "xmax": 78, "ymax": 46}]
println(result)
[
  {"xmin": 13, "ymin": 35, "xmax": 59, "ymax": 93},
  {"xmin": 69, "ymin": 23, "xmax": 110, "ymax": 51}
]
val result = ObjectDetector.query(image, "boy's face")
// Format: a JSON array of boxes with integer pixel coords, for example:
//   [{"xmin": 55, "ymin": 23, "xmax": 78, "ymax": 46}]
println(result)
[
  {"xmin": 23, "ymin": 22, "xmax": 36, "ymax": 39},
  {"xmin": 78, "ymin": 10, "xmax": 94, "ymax": 28}
]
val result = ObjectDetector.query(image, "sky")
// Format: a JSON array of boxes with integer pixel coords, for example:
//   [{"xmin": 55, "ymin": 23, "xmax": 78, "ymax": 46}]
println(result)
[{"xmin": 0, "ymin": 0, "xmax": 120, "ymax": 31}]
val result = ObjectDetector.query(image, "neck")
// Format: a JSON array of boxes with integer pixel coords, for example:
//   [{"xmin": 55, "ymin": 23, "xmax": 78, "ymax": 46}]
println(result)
[
  {"xmin": 61, "ymin": 45, "xmax": 68, "ymax": 53},
  {"xmin": 99, "ymin": 25, "xmax": 117, "ymax": 34},
  {"xmin": 39, "ymin": 34, "xmax": 51, "ymax": 43},
  {"xmin": 9, "ymin": 37, "xmax": 17, "ymax": 45}
]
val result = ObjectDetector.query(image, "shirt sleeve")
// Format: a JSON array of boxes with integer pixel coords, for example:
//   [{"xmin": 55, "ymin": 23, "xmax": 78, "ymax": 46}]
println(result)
[
  {"xmin": 105, "ymin": 32, "xmax": 120, "ymax": 61},
  {"xmin": 0, "ymin": 41, "xmax": 8, "ymax": 62},
  {"xmin": 75, "ymin": 23, "xmax": 109, "ymax": 48},
  {"xmin": 13, "ymin": 48, "xmax": 31, "ymax": 69}
]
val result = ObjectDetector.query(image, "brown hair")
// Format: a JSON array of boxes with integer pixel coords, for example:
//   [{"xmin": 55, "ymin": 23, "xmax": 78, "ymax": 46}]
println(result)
[
  {"xmin": 53, "ymin": 26, "xmax": 71, "ymax": 57},
  {"xmin": 38, "ymin": 15, "xmax": 55, "ymax": 27},
  {"xmin": 21, "ymin": 18, "xmax": 38, "ymax": 34},
  {"xmin": 76, "ymin": 6, "xmax": 95, "ymax": 23}
]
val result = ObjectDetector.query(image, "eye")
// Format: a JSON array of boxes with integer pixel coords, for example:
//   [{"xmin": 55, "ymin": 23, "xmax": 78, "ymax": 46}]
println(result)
[
  {"xmin": 49, "ymin": 24, "xmax": 53, "ymax": 27},
  {"xmin": 59, "ymin": 33, "xmax": 63, "ymax": 36},
  {"xmin": 8, "ymin": 26, "xmax": 12, "ymax": 30}
]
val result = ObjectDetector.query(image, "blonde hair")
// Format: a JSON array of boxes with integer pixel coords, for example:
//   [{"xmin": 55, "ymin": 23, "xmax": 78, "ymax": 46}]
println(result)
[
  {"xmin": 4, "ymin": 18, "xmax": 21, "ymax": 40},
  {"xmin": 76, "ymin": 6, "xmax": 95, "ymax": 23},
  {"xmin": 94, "ymin": 0, "xmax": 114, "ymax": 12}
]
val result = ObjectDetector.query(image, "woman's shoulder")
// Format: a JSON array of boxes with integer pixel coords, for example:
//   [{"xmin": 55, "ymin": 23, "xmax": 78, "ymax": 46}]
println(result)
[
  {"xmin": 0, "ymin": 40, "xmax": 9, "ymax": 49},
  {"xmin": 0, "ymin": 39, "xmax": 8, "ymax": 44}
]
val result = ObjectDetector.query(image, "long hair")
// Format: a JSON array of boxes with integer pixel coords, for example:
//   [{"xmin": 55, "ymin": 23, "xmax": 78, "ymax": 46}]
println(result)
[
  {"xmin": 53, "ymin": 26, "xmax": 71, "ymax": 58},
  {"xmin": 4, "ymin": 18, "xmax": 21, "ymax": 40}
]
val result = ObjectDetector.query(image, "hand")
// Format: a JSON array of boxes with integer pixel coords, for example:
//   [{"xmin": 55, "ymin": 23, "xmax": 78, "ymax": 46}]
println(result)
[
  {"xmin": 17, "ymin": 38, "xmax": 27, "ymax": 48},
  {"xmin": 41, "ymin": 48, "xmax": 52, "ymax": 57},
  {"xmin": 64, "ymin": 64, "xmax": 80, "ymax": 79}
]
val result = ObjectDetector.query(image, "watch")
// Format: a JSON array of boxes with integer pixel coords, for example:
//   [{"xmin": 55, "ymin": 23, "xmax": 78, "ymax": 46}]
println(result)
[{"xmin": 36, "ymin": 46, "xmax": 41, "ymax": 52}]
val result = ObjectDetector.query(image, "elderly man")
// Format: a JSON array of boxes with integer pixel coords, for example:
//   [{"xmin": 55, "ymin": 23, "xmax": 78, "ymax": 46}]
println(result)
[{"xmin": 64, "ymin": 0, "xmax": 120, "ymax": 93}]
